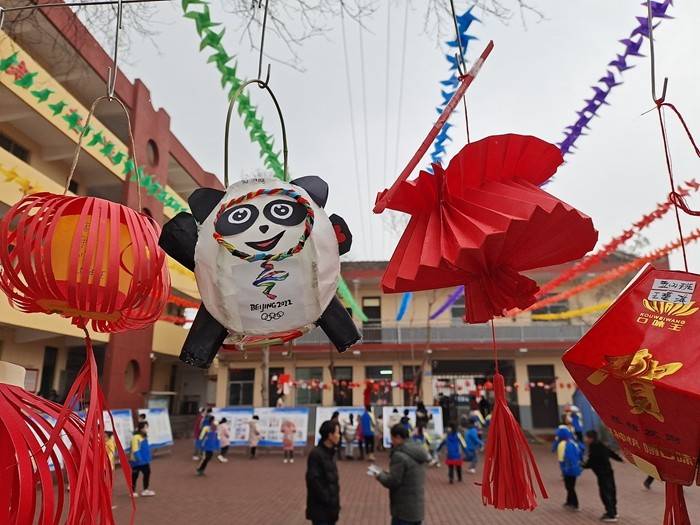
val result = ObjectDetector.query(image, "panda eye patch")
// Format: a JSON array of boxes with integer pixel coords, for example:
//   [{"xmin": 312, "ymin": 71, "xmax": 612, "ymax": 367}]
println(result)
[
  {"xmin": 215, "ymin": 204, "xmax": 259, "ymax": 236},
  {"xmin": 263, "ymin": 199, "xmax": 306, "ymax": 226}
]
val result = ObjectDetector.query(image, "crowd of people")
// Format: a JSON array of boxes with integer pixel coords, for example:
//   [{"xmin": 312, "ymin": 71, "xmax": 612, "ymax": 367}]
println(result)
[{"xmin": 100, "ymin": 399, "xmax": 635, "ymax": 524}]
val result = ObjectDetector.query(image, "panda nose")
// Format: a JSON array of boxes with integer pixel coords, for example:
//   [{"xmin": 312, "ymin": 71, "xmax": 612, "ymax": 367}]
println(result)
[{"xmin": 259, "ymin": 225, "xmax": 270, "ymax": 234}]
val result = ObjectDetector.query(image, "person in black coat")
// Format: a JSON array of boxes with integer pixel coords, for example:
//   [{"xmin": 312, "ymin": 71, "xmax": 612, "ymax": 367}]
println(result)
[
  {"xmin": 306, "ymin": 420, "xmax": 341, "ymax": 525},
  {"xmin": 583, "ymin": 430, "xmax": 623, "ymax": 522}
]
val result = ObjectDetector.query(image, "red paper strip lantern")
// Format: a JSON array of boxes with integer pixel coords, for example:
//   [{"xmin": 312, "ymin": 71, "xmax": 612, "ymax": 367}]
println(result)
[{"xmin": 0, "ymin": 193, "xmax": 170, "ymax": 332}]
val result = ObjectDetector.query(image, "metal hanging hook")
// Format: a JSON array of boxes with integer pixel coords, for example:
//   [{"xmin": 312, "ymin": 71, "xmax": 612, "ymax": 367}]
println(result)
[
  {"xmin": 255, "ymin": 0, "xmax": 271, "ymax": 81},
  {"xmin": 448, "ymin": 0, "xmax": 471, "ymax": 143},
  {"xmin": 647, "ymin": 0, "xmax": 668, "ymax": 104},
  {"xmin": 224, "ymin": 79, "xmax": 288, "ymax": 187},
  {"xmin": 107, "ymin": 0, "xmax": 124, "ymax": 99}
]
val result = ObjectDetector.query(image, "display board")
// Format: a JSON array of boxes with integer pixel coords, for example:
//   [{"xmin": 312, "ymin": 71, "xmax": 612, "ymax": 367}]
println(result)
[
  {"xmin": 137, "ymin": 408, "xmax": 173, "ymax": 449},
  {"xmin": 255, "ymin": 407, "xmax": 309, "ymax": 447},
  {"xmin": 212, "ymin": 407, "xmax": 254, "ymax": 446},
  {"xmin": 381, "ymin": 406, "xmax": 444, "ymax": 448},
  {"xmin": 314, "ymin": 406, "xmax": 365, "ymax": 444}
]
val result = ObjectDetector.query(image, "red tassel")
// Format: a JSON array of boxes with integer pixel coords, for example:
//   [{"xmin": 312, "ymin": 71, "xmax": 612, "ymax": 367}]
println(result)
[
  {"xmin": 664, "ymin": 482, "xmax": 691, "ymax": 525},
  {"xmin": 481, "ymin": 373, "xmax": 548, "ymax": 510},
  {"xmin": 43, "ymin": 328, "xmax": 135, "ymax": 524}
]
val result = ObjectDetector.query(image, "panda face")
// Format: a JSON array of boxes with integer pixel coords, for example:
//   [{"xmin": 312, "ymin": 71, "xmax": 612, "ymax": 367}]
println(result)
[{"xmin": 214, "ymin": 193, "xmax": 310, "ymax": 256}]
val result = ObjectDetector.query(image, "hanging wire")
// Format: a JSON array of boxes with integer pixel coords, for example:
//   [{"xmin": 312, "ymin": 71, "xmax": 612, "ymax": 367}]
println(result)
[
  {"xmin": 646, "ymin": 0, "xmax": 688, "ymax": 271},
  {"xmin": 340, "ymin": 4, "xmax": 368, "ymax": 256},
  {"xmin": 381, "ymin": 1, "xmax": 392, "ymax": 258},
  {"xmin": 449, "ymin": 0, "xmax": 470, "ymax": 143},
  {"xmin": 391, "ymin": 1, "xmax": 410, "ymax": 178},
  {"xmin": 357, "ymin": 14, "xmax": 375, "ymax": 256}
]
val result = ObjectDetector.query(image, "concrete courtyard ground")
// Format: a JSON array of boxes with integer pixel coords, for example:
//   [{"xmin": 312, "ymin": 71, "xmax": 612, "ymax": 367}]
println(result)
[{"xmin": 112, "ymin": 439, "xmax": 698, "ymax": 524}]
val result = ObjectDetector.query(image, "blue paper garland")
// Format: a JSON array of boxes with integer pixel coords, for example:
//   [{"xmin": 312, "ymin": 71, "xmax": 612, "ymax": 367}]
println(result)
[
  {"xmin": 558, "ymin": 0, "xmax": 673, "ymax": 156},
  {"xmin": 395, "ymin": 7, "xmax": 479, "ymax": 322}
]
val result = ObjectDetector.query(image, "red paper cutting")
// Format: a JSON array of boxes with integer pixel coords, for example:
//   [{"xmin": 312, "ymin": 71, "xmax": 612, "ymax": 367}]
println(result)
[{"xmin": 377, "ymin": 134, "xmax": 599, "ymax": 323}]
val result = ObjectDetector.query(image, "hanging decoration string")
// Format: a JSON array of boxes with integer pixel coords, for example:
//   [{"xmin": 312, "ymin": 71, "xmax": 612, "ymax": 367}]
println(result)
[{"xmin": 65, "ymin": 95, "xmax": 143, "ymax": 211}]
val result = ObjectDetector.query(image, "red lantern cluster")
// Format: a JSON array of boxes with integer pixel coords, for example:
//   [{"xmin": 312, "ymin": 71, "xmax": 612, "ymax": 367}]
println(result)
[{"xmin": 0, "ymin": 193, "xmax": 170, "ymax": 332}]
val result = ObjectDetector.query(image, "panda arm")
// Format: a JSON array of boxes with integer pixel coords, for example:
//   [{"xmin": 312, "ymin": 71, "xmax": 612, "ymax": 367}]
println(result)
[
  {"xmin": 180, "ymin": 305, "xmax": 229, "ymax": 369},
  {"xmin": 329, "ymin": 214, "xmax": 352, "ymax": 256},
  {"xmin": 318, "ymin": 297, "xmax": 361, "ymax": 353},
  {"xmin": 159, "ymin": 212, "xmax": 198, "ymax": 271}
]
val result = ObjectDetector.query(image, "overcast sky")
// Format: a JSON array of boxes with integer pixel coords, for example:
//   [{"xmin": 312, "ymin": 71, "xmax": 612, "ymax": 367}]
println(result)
[{"xmin": 113, "ymin": 0, "xmax": 700, "ymax": 270}]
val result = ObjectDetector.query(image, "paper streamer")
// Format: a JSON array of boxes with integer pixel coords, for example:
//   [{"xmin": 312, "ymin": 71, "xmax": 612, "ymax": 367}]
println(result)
[
  {"xmin": 557, "ymin": 0, "xmax": 673, "ymax": 156},
  {"xmin": 530, "ymin": 301, "xmax": 611, "ymax": 321},
  {"xmin": 429, "ymin": 286, "xmax": 465, "ymax": 320},
  {"xmin": 182, "ymin": 0, "xmax": 285, "ymax": 180},
  {"xmin": 395, "ymin": 292, "xmax": 412, "ymax": 321},
  {"xmin": 335, "ymin": 276, "xmax": 368, "ymax": 323},
  {"xmin": 520, "ymin": 226, "xmax": 700, "ymax": 314}
]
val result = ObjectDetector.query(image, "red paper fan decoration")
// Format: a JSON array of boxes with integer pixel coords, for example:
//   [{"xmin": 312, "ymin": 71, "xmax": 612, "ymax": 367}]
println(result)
[
  {"xmin": 376, "ymin": 134, "xmax": 598, "ymax": 323},
  {"xmin": 0, "ymin": 372, "xmax": 132, "ymax": 524},
  {"xmin": 0, "ymin": 192, "xmax": 169, "ymax": 332}
]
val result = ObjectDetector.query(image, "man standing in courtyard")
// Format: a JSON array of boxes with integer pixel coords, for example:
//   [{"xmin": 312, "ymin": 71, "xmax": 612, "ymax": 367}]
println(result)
[
  {"xmin": 372, "ymin": 424, "xmax": 429, "ymax": 525},
  {"xmin": 306, "ymin": 420, "xmax": 341, "ymax": 525}
]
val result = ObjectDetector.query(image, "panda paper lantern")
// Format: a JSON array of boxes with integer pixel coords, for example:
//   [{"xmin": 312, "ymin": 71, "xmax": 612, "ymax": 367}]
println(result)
[{"xmin": 159, "ymin": 176, "xmax": 361, "ymax": 368}]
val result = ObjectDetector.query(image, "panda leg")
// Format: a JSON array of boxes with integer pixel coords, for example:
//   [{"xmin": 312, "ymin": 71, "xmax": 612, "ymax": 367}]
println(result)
[
  {"xmin": 317, "ymin": 297, "xmax": 362, "ymax": 352},
  {"xmin": 180, "ymin": 305, "xmax": 229, "ymax": 368}
]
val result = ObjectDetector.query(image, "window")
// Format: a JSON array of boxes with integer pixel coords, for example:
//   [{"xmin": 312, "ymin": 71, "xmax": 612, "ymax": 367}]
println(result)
[
  {"xmin": 531, "ymin": 294, "xmax": 569, "ymax": 318},
  {"xmin": 333, "ymin": 366, "xmax": 353, "ymax": 406},
  {"xmin": 362, "ymin": 296, "xmax": 382, "ymax": 342},
  {"xmin": 450, "ymin": 296, "xmax": 465, "ymax": 325},
  {"xmin": 0, "ymin": 132, "xmax": 30, "ymax": 162},
  {"xmin": 228, "ymin": 368, "xmax": 254, "ymax": 406},
  {"xmin": 295, "ymin": 367, "xmax": 323, "ymax": 405},
  {"xmin": 365, "ymin": 365, "xmax": 393, "ymax": 405}
]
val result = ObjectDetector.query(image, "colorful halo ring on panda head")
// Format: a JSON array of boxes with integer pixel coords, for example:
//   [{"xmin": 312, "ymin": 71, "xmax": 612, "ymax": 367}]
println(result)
[{"xmin": 213, "ymin": 187, "xmax": 314, "ymax": 262}]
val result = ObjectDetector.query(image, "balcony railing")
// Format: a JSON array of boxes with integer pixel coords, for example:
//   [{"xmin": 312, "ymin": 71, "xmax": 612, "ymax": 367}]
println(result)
[{"xmin": 296, "ymin": 323, "xmax": 589, "ymax": 346}]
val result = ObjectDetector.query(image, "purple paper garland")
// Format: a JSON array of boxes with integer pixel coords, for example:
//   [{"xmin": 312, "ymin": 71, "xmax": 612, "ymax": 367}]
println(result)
[{"xmin": 558, "ymin": 1, "xmax": 673, "ymax": 156}]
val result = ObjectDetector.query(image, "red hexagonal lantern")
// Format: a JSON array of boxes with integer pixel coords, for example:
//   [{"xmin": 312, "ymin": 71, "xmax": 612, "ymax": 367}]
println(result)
[{"xmin": 0, "ymin": 192, "xmax": 169, "ymax": 332}]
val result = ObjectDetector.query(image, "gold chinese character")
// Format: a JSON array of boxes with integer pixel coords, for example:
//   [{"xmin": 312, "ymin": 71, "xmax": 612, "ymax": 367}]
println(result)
[
  {"xmin": 643, "ymin": 442, "xmax": 660, "ymax": 457},
  {"xmin": 637, "ymin": 315, "xmax": 649, "ymax": 324},
  {"xmin": 668, "ymin": 323, "xmax": 683, "ymax": 332},
  {"xmin": 652, "ymin": 320, "xmax": 665, "ymax": 328},
  {"xmin": 587, "ymin": 349, "xmax": 682, "ymax": 422}
]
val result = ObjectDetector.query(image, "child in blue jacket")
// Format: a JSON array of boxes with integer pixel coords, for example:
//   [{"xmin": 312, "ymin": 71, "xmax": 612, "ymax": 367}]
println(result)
[
  {"xmin": 130, "ymin": 422, "xmax": 155, "ymax": 497},
  {"xmin": 464, "ymin": 419, "xmax": 484, "ymax": 473},
  {"xmin": 196, "ymin": 415, "xmax": 220, "ymax": 476},
  {"xmin": 437, "ymin": 423, "xmax": 467, "ymax": 484},
  {"xmin": 556, "ymin": 427, "xmax": 583, "ymax": 511}
]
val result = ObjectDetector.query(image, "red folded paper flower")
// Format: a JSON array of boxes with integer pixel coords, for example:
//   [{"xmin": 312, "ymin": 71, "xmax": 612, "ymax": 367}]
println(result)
[{"xmin": 378, "ymin": 134, "xmax": 598, "ymax": 323}]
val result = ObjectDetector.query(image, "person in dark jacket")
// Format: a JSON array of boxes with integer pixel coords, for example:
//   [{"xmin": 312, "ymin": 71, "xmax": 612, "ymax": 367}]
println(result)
[
  {"xmin": 414, "ymin": 402, "xmax": 431, "ymax": 431},
  {"xmin": 306, "ymin": 420, "xmax": 341, "ymax": 525},
  {"xmin": 373, "ymin": 424, "xmax": 429, "ymax": 525},
  {"xmin": 583, "ymin": 430, "xmax": 623, "ymax": 522}
]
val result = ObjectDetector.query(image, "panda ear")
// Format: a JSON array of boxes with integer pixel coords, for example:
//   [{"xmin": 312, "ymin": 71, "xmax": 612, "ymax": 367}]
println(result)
[
  {"xmin": 290, "ymin": 176, "xmax": 329, "ymax": 208},
  {"xmin": 189, "ymin": 188, "xmax": 226, "ymax": 223}
]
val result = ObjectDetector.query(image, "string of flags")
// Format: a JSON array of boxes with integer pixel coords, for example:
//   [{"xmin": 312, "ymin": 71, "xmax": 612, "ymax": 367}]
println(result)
[{"xmin": 557, "ymin": 0, "xmax": 673, "ymax": 156}]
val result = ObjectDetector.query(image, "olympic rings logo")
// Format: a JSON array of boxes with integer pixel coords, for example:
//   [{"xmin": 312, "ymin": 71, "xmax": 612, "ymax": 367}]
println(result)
[{"xmin": 261, "ymin": 311, "xmax": 285, "ymax": 321}]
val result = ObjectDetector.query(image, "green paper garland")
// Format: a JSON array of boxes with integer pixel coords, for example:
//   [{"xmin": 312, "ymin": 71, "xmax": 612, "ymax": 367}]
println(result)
[
  {"xmin": 0, "ymin": 47, "xmax": 186, "ymax": 214},
  {"xmin": 182, "ymin": 0, "xmax": 286, "ymax": 181}
]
